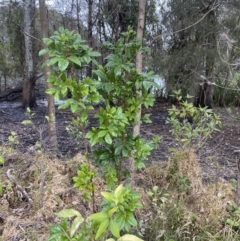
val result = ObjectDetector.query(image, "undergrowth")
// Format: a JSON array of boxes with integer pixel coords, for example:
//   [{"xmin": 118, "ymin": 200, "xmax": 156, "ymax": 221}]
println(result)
[{"xmin": 141, "ymin": 149, "xmax": 237, "ymax": 241}]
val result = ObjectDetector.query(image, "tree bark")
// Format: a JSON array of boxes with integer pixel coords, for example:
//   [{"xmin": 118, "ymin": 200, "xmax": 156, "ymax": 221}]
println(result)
[
  {"xmin": 133, "ymin": 0, "xmax": 146, "ymax": 137},
  {"xmin": 130, "ymin": 0, "xmax": 146, "ymax": 186},
  {"xmin": 86, "ymin": 0, "xmax": 93, "ymax": 77},
  {"xmin": 39, "ymin": 0, "xmax": 58, "ymax": 151},
  {"xmin": 22, "ymin": 0, "xmax": 36, "ymax": 108},
  {"xmin": 76, "ymin": 0, "xmax": 81, "ymax": 33}
]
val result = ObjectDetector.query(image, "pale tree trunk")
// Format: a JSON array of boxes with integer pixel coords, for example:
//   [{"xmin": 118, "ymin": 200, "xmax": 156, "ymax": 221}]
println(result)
[
  {"xmin": 39, "ymin": 0, "xmax": 58, "ymax": 151},
  {"xmin": 134, "ymin": 0, "xmax": 146, "ymax": 136},
  {"xmin": 22, "ymin": 0, "xmax": 36, "ymax": 108},
  {"xmin": 130, "ymin": 0, "xmax": 146, "ymax": 186}
]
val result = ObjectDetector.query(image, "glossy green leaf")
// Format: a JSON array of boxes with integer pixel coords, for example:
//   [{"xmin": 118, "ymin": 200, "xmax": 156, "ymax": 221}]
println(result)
[
  {"xmin": 39, "ymin": 48, "xmax": 49, "ymax": 56},
  {"xmin": 56, "ymin": 209, "xmax": 82, "ymax": 218},
  {"xmin": 71, "ymin": 103, "xmax": 79, "ymax": 113},
  {"xmin": 114, "ymin": 184, "xmax": 123, "ymax": 199},
  {"xmin": 89, "ymin": 212, "xmax": 109, "ymax": 222},
  {"xmin": 107, "ymin": 207, "xmax": 118, "ymax": 217},
  {"xmin": 101, "ymin": 192, "xmax": 115, "ymax": 202},
  {"xmin": 45, "ymin": 88, "xmax": 56, "ymax": 95},
  {"xmin": 58, "ymin": 59, "xmax": 69, "ymax": 72},
  {"xmin": 105, "ymin": 134, "xmax": 112, "ymax": 144},
  {"xmin": 95, "ymin": 219, "xmax": 109, "ymax": 239},
  {"xmin": 45, "ymin": 57, "xmax": 60, "ymax": 66},
  {"xmin": 127, "ymin": 215, "xmax": 137, "ymax": 226},
  {"xmin": 43, "ymin": 38, "xmax": 53, "ymax": 46},
  {"xmin": 98, "ymin": 130, "xmax": 108, "ymax": 138},
  {"xmin": 68, "ymin": 55, "xmax": 82, "ymax": 67},
  {"xmin": 110, "ymin": 219, "xmax": 120, "ymax": 238}
]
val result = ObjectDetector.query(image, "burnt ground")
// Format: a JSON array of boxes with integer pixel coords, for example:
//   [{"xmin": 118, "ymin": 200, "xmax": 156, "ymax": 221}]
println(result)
[{"xmin": 0, "ymin": 100, "xmax": 240, "ymax": 182}]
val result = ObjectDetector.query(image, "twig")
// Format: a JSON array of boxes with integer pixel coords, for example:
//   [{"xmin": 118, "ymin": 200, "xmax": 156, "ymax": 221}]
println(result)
[
  {"xmin": 6, "ymin": 169, "xmax": 33, "ymax": 205},
  {"xmin": 39, "ymin": 158, "xmax": 45, "ymax": 208}
]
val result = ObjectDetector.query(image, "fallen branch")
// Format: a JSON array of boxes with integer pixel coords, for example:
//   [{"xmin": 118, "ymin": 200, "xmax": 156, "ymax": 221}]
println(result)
[{"xmin": 6, "ymin": 169, "xmax": 33, "ymax": 205}]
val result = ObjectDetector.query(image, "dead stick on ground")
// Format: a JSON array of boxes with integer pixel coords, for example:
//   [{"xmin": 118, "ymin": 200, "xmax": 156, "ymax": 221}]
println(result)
[
  {"xmin": 39, "ymin": 158, "xmax": 45, "ymax": 208},
  {"xmin": 6, "ymin": 169, "xmax": 33, "ymax": 205}
]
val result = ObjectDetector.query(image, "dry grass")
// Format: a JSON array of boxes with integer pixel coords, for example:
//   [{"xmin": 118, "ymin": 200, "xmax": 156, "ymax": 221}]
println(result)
[
  {"xmin": 0, "ymin": 147, "xmax": 237, "ymax": 240},
  {"xmin": 0, "ymin": 149, "xmax": 106, "ymax": 240},
  {"xmin": 141, "ymin": 149, "xmax": 235, "ymax": 240}
]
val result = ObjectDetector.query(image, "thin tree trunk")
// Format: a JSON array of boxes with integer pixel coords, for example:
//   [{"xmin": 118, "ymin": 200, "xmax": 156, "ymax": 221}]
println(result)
[
  {"xmin": 130, "ymin": 0, "xmax": 146, "ymax": 186},
  {"xmin": 76, "ymin": 0, "xmax": 81, "ymax": 33},
  {"xmin": 39, "ymin": 0, "xmax": 58, "ymax": 151},
  {"xmin": 86, "ymin": 0, "xmax": 93, "ymax": 77},
  {"xmin": 22, "ymin": 0, "xmax": 36, "ymax": 108},
  {"xmin": 133, "ymin": 0, "xmax": 146, "ymax": 135}
]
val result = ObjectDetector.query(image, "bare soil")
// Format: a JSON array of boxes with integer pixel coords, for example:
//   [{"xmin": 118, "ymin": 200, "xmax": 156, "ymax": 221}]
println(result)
[{"xmin": 0, "ymin": 101, "xmax": 240, "ymax": 181}]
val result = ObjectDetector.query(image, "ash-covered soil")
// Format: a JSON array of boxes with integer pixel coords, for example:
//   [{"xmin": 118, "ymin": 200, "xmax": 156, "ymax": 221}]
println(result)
[{"xmin": 0, "ymin": 101, "xmax": 240, "ymax": 181}]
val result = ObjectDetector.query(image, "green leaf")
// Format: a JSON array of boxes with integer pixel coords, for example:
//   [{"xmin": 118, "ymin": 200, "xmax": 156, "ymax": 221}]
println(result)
[
  {"xmin": 89, "ymin": 51, "xmax": 101, "ymax": 57},
  {"xmin": 114, "ymin": 67, "xmax": 121, "ymax": 76},
  {"xmin": 101, "ymin": 192, "xmax": 115, "ymax": 202},
  {"xmin": 105, "ymin": 134, "xmax": 112, "ymax": 144},
  {"xmin": 89, "ymin": 212, "xmax": 109, "ymax": 222},
  {"xmin": 58, "ymin": 59, "xmax": 69, "ymax": 72},
  {"xmin": 56, "ymin": 209, "xmax": 82, "ymax": 218},
  {"xmin": 71, "ymin": 103, "xmax": 79, "ymax": 113},
  {"xmin": 70, "ymin": 216, "xmax": 84, "ymax": 237},
  {"xmin": 48, "ymin": 233, "xmax": 62, "ymax": 241},
  {"xmin": 118, "ymin": 234, "xmax": 144, "ymax": 241},
  {"xmin": 45, "ymin": 57, "xmax": 60, "ymax": 66},
  {"xmin": 0, "ymin": 184, "xmax": 3, "ymax": 195},
  {"xmin": 83, "ymin": 55, "xmax": 91, "ymax": 64},
  {"xmin": 43, "ymin": 38, "xmax": 53, "ymax": 46},
  {"xmin": 127, "ymin": 215, "xmax": 137, "ymax": 226},
  {"xmin": 98, "ymin": 130, "xmax": 108, "ymax": 138},
  {"xmin": 45, "ymin": 88, "xmax": 56, "ymax": 95},
  {"xmin": 0, "ymin": 156, "xmax": 4, "ymax": 165},
  {"xmin": 68, "ymin": 55, "xmax": 82, "ymax": 67},
  {"xmin": 114, "ymin": 184, "xmax": 123, "ymax": 199},
  {"xmin": 39, "ymin": 48, "xmax": 49, "ymax": 56},
  {"xmin": 22, "ymin": 120, "xmax": 33, "ymax": 125},
  {"xmin": 95, "ymin": 219, "xmax": 109, "ymax": 239},
  {"xmin": 110, "ymin": 219, "xmax": 120, "ymax": 238},
  {"xmin": 107, "ymin": 207, "xmax": 118, "ymax": 217}
]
